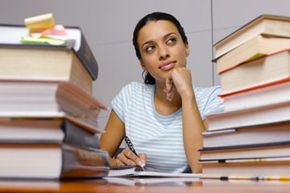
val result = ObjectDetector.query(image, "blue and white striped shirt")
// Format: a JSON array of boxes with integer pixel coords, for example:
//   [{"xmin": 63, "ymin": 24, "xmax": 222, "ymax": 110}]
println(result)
[{"xmin": 111, "ymin": 82, "xmax": 223, "ymax": 173}]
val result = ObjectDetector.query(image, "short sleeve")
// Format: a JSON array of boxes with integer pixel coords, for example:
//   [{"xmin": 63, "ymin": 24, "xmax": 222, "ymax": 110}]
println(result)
[{"xmin": 110, "ymin": 83, "xmax": 133, "ymax": 123}]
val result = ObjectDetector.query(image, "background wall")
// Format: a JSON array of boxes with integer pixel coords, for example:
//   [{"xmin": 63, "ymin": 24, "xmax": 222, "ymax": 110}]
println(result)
[{"xmin": 1, "ymin": 0, "xmax": 290, "ymax": 129}]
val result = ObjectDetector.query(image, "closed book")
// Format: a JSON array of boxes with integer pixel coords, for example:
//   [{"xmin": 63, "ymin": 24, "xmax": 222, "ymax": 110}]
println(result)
[
  {"xmin": 0, "ymin": 44, "xmax": 92, "ymax": 94},
  {"xmin": 205, "ymin": 101, "xmax": 290, "ymax": 131},
  {"xmin": 223, "ymin": 80, "xmax": 290, "ymax": 111},
  {"xmin": 202, "ymin": 157, "xmax": 290, "ymax": 178},
  {"xmin": 0, "ymin": 117, "xmax": 101, "ymax": 150},
  {"xmin": 220, "ymin": 49, "xmax": 290, "ymax": 96},
  {"xmin": 0, "ymin": 80, "xmax": 106, "ymax": 126},
  {"xmin": 214, "ymin": 35, "xmax": 290, "ymax": 73},
  {"xmin": 0, "ymin": 24, "xmax": 98, "ymax": 80},
  {"xmin": 200, "ymin": 143, "xmax": 290, "ymax": 161},
  {"xmin": 0, "ymin": 143, "xmax": 109, "ymax": 179},
  {"xmin": 214, "ymin": 14, "xmax": 290, "ymax": 58},
  {"xmin": 202, "ymin": 121, "xmax": 290, "ymax": 149}
]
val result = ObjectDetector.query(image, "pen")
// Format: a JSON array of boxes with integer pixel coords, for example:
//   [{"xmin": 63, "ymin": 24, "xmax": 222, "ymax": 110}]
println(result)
[
  {"xmin": 124, "ymin": 135, "xmax": 145, "ymax": 169},
  {"xmin": 124, "ymin": 135, "xmax": 138, "ymax": 156}
]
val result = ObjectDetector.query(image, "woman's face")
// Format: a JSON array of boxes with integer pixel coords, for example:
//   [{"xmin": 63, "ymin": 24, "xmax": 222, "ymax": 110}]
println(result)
[{"xmin": 137, "ymin": 20, "xmax": 189, "ymax": 82}]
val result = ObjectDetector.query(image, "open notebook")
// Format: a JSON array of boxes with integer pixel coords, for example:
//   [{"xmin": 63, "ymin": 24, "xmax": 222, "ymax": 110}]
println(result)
[
  {"xmin": 108, "ymin": 166, "xmax": 201, "ymax": 178},
  {"xmin": 104, "ymin": 176, "xmax": 200, "ymax": 186}
]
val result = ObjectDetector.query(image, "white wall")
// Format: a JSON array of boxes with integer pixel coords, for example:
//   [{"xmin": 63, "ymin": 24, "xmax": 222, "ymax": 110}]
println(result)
[{"xmin": 1, "ymin": 0, "xmax": 290, "ymax": 129}]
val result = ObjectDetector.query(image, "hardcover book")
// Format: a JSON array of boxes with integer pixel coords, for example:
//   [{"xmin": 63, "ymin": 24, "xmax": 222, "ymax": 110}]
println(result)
[
  {"xmin": 214, "ymin": 14, "xmax": 290, "ymax": 58},
  {"xmin": 0, "ymin": 24, "xmax": 99, "ymax": 80},
  {"xmin": 0, "ymin": 143, "xmax": 110, "ymax": 179},
  {"xmin": 0, "ymin": 117, "xmax": 101, "ymax": 150}
]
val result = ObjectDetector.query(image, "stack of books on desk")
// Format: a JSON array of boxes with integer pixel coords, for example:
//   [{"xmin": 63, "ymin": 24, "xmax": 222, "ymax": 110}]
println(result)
[
  {"xmin": 200, "ymin": 14, "xmax": 290, "ymax": 180},
  {"xmin": 0, "ymin": 14, "xmax": 110, "ymax": 179}
]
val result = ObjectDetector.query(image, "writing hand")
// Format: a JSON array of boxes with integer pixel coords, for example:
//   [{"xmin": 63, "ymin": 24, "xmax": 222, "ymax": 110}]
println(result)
[{"xmin": 110, "ymin": 148, "xmax": 147, "ymax": 167}]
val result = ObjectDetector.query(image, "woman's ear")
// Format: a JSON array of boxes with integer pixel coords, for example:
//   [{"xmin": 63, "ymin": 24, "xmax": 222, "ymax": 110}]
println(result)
[
  {"xmin": 140, "ymin": 60, "xmax": 146, "ymax": 71},
  {"xmin": 185, "ymin": 43, "xmax": 190, "ymax": 56}
]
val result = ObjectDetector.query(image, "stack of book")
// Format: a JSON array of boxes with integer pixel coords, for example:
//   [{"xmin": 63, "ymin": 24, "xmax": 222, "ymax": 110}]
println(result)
[
  {"xmin": 0, "ymin": 14, "xmax": 110, "ymax": 179},
  {"xmin": 200, "ymin": 14, "xmax": 290, "ymax": 180}
]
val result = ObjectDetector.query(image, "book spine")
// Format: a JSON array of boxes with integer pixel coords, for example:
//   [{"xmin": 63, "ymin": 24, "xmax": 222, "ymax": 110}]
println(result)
[
  {"xmin": 61, "ymin": 145, "xmax": 110, "ymax": 178},
  {"xmin": 74, "ymin": 32, "xmax": 98, "ymax": 80},
  {"xmin": 62, "ymin": 120, "xmax": 99, "ymax": 150}
]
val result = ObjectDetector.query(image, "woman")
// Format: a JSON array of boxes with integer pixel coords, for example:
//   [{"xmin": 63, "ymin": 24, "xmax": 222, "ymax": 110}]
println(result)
[{"xmin": 100, "ymin": 12, "xmax": 223, "ymax": 173}]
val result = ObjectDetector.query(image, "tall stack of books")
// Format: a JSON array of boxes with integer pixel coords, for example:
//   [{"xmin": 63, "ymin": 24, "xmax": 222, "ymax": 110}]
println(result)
[
  {"xmin": 200, "ymin": 14, "xmax": 290, "ymax": 180},
  {"xmin": 0, "ymin": 14, "xmax": 110, "ymax": 179}
]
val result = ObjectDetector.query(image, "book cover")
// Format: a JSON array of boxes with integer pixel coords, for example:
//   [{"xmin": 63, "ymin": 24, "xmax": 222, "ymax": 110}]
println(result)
[
  {"xmin": 214, "ymin": 14, "xmax": 290, "ymax": 58},
  {"xmin": 0, "ymin": 24, "xmax": 98, "ymax": 80},
  {"xmin": 205, "ymin": 101, "xmax": 290, "ymax": 131},
  {"xmin": 214, "ymin": 35, "xmax": 290, "ymax": 73},
  {"xmin": 0, "ymin": 44, "xmax": 93, "ymax": 94},
  {"xmin": 219, "ymin": 49, "xmax": 290, "ymax": 96},
  {"xmin": 202, "ymin": 158, "xmax": 290, "ymax": 177},
  {"xmin": 0, "ymin": 117, "xmax": 101, "ymax": 150},
  {"xmin": 202, "ymin": 121, "xmax": 290, "ymax": 149},
  {"xmin": 0, "ymin": 80, "xmax": 106, "ymax": 126},
  {"xmin": 200, "ymin": 143, "xmax": 290, "ymax": 161},
  {"xmin": 0, "ymin": 144, "xmax": 110, "ymax": 179},
  {"xmin": 222, "ymin": 80, "xmax": 290, "ymax": 111}
]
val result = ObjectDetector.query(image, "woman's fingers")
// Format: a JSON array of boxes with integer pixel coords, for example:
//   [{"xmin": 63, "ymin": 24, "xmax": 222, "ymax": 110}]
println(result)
[
  {"xmin": 164, "ymin": 77, "xmax": 176, "ymax": 101},
  {"xmin": 113, "ymin": 148, "xmax": 147, "ymax": 167},
  {"xmin": 116, "ymin": 150, "xmax": 136, "ymax": 166}
]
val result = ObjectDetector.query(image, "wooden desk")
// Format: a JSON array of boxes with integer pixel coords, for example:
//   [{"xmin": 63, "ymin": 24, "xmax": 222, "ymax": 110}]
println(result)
[{"xmin": 0, "ymin": 179, "xmax": 290, "ymax": 193}]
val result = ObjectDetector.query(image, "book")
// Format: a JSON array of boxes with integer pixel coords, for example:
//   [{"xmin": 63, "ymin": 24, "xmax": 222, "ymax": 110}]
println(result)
[
  {"xmin": 0, "ymin": 143, "xmax": 110, "ymax": 179},
  {"xmin": 214, "ymin": 14, "xmax": 290, "ymax": 58},
  {"xmin": 220, "ymin": 49, "xmax": 290, "ymax": 96},
  {"xmin": 0, "ymin": 117, "xmax": 101, "ymax": 150},
  {"xmin": 0, "ymin": 44, "xmax": 93, "ymax": 94},
  {"xmin": 202, "ymin": 157, "xmax": 290, "ymax": 178},
  {"xmin": 214, "ymin": 35, "xmax": 290, "ymax": 73},
  {"xmin": 222, "ymin": 80, "xmax": 290, "ymax": 111},
  {"xmin": 0, "ymin": 24, "xmax": 99, "ymax": 80},
  {"xmin": 205, "ymin": 101, "xmax": 290, "ymax": 131},
  {"xmin": 0, "ymin": 80, "xmax": 106, "ymax": 126},
  {"xmin": 202, "ymin": 121, "xmax": 290, "ymax": 149},
  {"xmin": 108, "ymin": 166, "xmax": 201, "ymax": 178},
  {"xmin": 104, "ymin": 176, "xmax": 200, "ymax": 186},
  {"xmin": 200, "ymin": 143, "xmax": 290, "ymax": 160},
  {"xmin": 200, "ymin": 155, "xmax": 290, "ymax": 164}
]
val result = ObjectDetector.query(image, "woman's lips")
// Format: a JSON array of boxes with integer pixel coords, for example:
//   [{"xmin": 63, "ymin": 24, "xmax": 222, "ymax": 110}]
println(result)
[{"xmin": 159, "ymin": 61, "xmax": 176, "ymax": 71}]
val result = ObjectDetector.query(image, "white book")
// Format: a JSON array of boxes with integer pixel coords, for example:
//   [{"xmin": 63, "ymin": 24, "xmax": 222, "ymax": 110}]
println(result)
[
  {"xmin": 223, "ymin": 81, "xmax": 290, "ymax": 111},
  {"xmin": 206, "ymin": 101, "xmax": 290, "ymax": 131},
  {"xmin": 0, "ymin": 144, "xmax": 109, "ymax": 179},
  {"xmin": 203, "ymin": 121, "xmax": 290, "ymax": 148},
  {"xmin": 0, "ymin": 80, "xmax": 106, "ymax": 126}
]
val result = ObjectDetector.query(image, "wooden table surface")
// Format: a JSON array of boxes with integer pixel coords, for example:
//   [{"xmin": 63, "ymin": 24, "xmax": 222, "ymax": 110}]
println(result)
[{"xmin": 0, "ymin": 178, "xmax": 290, "ymax": 193}]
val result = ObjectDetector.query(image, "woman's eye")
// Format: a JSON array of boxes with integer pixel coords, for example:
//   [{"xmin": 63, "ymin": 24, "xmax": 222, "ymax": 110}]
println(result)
[
  {"xmin": 167, "ymin": 37, "xmax": 177, "ymax": 45},
  {"xmin": 144, "ymin": 46, "xmax": 155, "ymax": 54}
]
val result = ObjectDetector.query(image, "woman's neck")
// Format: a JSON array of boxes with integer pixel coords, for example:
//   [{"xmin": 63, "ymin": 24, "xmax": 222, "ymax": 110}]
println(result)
[{"xmin": 154, "ymin": 82, "xmax": 182, "ymax": 116}]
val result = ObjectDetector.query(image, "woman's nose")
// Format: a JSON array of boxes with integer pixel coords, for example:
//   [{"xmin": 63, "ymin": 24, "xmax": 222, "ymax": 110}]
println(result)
[{"xmin": 158, "ymin": 45, "xmax": 169, "ymax": 60}]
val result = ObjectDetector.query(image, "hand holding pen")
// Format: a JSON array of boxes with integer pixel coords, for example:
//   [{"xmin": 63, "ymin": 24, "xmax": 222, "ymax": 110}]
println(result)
[{"xmin": 112, "ymin": 136, "xmax": 146, "ymax": 168}]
